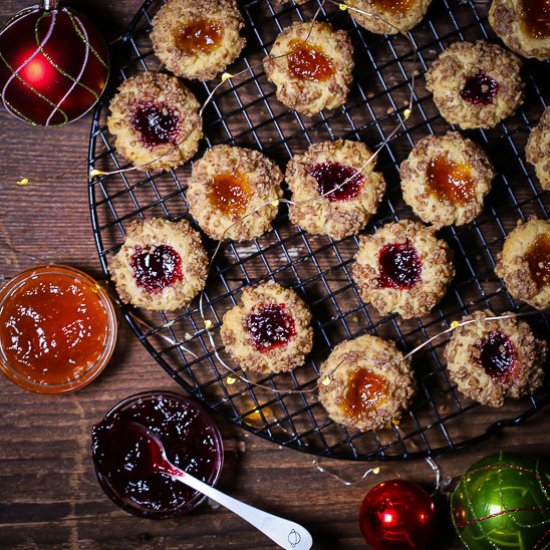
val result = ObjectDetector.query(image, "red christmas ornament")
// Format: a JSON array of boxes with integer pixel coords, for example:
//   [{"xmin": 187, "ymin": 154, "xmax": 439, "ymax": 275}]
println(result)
[
  {"xmin": 0, "ymin": 0, "xmax": 109, "ymax": 126},
  {"xmin": 359, "ymin": 479, "xmax": 436, "ymax": 550}
]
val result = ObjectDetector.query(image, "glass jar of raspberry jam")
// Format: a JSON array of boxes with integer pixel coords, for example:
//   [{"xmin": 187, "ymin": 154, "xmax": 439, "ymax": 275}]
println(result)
[
  {"xmin": 91, "ymin": 391, "xmax": 224, "ymax": 519},
  {"xmin": 0, "ymin": 264, "xmax": 117, "ymax": 393}
]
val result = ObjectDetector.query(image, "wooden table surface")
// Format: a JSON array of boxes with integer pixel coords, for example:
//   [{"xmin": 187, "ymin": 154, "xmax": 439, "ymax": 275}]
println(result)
[{"xmin": 1, "ymin": 1, "xmax": 549, "ymax": 549}]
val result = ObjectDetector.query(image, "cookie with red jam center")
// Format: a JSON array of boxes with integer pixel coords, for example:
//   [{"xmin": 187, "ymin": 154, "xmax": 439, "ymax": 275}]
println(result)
[
  {"xmin": 107, "ymin": 72, "xmax": 203, "ymax": 173},
  {"xmin": 425, "ymin": 41, "xmax": 524, "ymax": 129},
  {"xmin": 352, "ymin": 220, "xmax": 455, "ymax": 319},
  {"xmin": 221, "ymin": 280, "xmax": 313, "ymax": 374},
  {"xmin": 286, "ymin": 140, "xmax": 386, "ymax": 239},
  {"xmin": 445, "ymin": 309, "xmax": 546, "ymax": 407},
  {"xmin": 109, "ymin": 218, "xmax": 208, "ymax": 311}
]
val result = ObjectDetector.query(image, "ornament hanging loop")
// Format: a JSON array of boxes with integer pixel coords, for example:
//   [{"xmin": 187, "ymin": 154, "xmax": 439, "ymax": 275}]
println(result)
[{"xmin": 42, "ymin": 0, "xmax": 59, "ymax": 10}]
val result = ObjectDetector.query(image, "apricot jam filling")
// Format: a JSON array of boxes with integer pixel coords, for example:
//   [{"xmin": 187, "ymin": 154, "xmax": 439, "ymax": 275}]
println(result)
[
  {"xmin": 525, "ymin": 233, "xmax": 550, "ymax": 290},
  {"xmin": 426, "ymin": 155, "xmax": 475, "ymax": 205},
  {"xmin": 208, "ymin": 173, "xmax": 252, "ymax": 216},
  {"xmin": 174, "ymin": 19, "xmax": 223, "ymax": 55},
  {"xmin": 344, "ymin": 369, "xmax": 388, "ymax": 417},
  {"xmin": 287, "ymin": 39, "xmax": 334, "ymax": 82},
  {"xmin": 520, "ymin": 0, "xmax": 550, "ymax": 39},
  {"xmin": 372, "ymin": 0, "xmax": 414, "ymax": 14}
]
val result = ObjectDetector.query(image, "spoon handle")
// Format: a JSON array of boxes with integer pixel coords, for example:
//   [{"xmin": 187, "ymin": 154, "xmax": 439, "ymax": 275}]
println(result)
[{"xmin": 170, "ymin": 468, "xmax": 313, "ymax": 550}]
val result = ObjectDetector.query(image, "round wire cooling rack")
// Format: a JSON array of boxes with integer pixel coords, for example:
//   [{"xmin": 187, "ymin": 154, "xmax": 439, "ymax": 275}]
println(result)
[{"xmin": 88, "ymin": 0, "xmax": 550, "ymax": 461}]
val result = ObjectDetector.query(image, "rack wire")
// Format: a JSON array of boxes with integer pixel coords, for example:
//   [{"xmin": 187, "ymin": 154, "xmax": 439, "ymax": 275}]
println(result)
[{"xmin": 88, "ymin": 0, "xmax": 550, "ymax": 460}]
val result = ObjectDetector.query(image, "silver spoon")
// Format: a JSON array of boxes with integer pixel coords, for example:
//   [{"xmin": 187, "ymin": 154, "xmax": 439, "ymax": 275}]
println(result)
[{"xmin": 127, "ymin": 421, "xmax": 313, "ymax": 550}]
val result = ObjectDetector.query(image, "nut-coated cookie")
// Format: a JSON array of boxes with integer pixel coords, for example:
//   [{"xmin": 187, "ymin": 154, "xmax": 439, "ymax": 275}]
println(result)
[{"xmin": 286, "ymin": 140, "xmax": 386, "ymax": 239}]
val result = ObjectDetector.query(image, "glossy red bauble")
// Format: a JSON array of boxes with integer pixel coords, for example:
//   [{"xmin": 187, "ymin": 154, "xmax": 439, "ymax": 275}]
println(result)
[
  {"xmin": 359, "ymin": 479, "xmax": 436, "ymax": 550},
  {"xmin": 0, "ymin": 1, "xmax": 109, "ymax": 126}
]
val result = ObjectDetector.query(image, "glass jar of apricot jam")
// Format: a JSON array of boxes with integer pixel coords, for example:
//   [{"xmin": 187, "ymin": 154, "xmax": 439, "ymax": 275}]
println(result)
[{"xmin": 0, "ymin": 265, "xmax": 117, "ymax": 393}]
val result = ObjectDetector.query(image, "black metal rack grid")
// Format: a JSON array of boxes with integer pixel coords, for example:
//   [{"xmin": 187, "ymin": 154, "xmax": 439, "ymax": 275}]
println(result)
[{"xmin": 88, "ymin": 0, "xmax": 550, "ymax": 460}]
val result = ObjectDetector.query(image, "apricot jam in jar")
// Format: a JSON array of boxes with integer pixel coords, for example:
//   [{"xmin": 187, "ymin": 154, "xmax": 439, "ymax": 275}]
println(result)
[{"xmin": 0, "ymin": 265, "xmax": 117, "ymax": 393}]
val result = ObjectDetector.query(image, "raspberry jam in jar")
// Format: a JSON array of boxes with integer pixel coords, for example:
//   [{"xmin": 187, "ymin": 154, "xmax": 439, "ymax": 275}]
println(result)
[
  {"xmin": 287, "ymin": 39, "xmax": 334, "ymax": 82},
  {"xmin": 92, "ymin": 391, "xmax": 224, "ymax": 519},
  {"xmin": 0, "ymin": 265, "xmax": 117, "ymax": 393}
]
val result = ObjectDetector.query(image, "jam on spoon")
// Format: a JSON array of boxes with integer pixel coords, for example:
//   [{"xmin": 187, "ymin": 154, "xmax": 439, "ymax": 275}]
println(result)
[
  {"xmin": 246, "ymin": 303, "xmax": 296, "ymax": 353},
  {"xmin": 378, "ymin": 239, "xmax": 422, "ymax": 289},
  {"xmin": 307, "ymin": 161, "xmax": 364, "ymax": 202},
  {"xmin": 130, "ymin": 244, "xmax": 183, "ymax": 294},
  {"xmin": 131, "ymin": 100, "xmax": 180, "ymax": 149}
]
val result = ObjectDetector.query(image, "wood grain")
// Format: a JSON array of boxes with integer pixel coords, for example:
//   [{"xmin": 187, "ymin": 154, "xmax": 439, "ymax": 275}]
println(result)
[{"xmin": 0, "ymin": 0, "xmax": 549, "ymax": 549}]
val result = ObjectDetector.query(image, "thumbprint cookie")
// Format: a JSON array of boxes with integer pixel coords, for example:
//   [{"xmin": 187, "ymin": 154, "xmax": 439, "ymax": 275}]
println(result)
[
  {"xmin": 526, "ymin": 106, "xmax": 550, "ymax": 190},
  {"xmin": 220, "ymin": 280, "xmax": 313, "ymax": 375},
  {"xmin": 319, "ymin": 334, "xmax": 415, "ymax": 432},
  {"xmin": 151, "ymin": 0, "xmax": 246, "ymax": 81},
  {"xmin": 425, "ymin": 41, "xmax": 524, "ymax": 130},
  {"xmin": 107, "ymin": 73, "xmax": 203, "ymax": 172},
  {"xmin": 495, "ymin": 218, "xmax": 550, "ymax": 309},
  {"xmin": 286, "ymin": 140, "xmax": 386, "ymax": 239},
  {"xmin": 109, "ymin": 218, "xmax": 208, "ymax": 311},
  {"xmin": 400, "ymin": 132, "xmax": 494, "ymax": 227},
  {"xmin": 445, "ymin": 310, "xmax": 546, "ymax": 407},
  {"xmin": 186, "ymin": 145, "xmax": 283, "ymax": 242},
  {"xmin": 352, "ymin": 220, "xmax": 455, "ymax": 318},
  {"xmin": 489, "ymin": 0, "xmax": 550, "ymax": 60},
  {"xmin": 263, "ymin": 22, "xmax": 354, "ymax": 116},
  {"xmin": 346, "ymin": 0, "xmax": 432, "ymax": 35}
]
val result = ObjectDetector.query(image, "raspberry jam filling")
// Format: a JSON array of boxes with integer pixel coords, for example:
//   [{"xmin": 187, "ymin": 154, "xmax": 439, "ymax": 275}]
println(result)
[
  {"xmin": 174, "ymin": 19, "xmax": 223, "ymax": 55},
  {"xmin": 378, "ymin": 239, "xmax": 422, "ymax": 290},
  {"xmin": 208, "ymin": 173, "xmax": 252, "ymax": 217},
  {"xmin": 344, "ymin": 369, "xmax": 388, "ymax": 417},
  {"xmin": 131, "ymin": 244, "xmax": 183, "ymax": 294},
  {"xmin": 478, "ymin": 331, "xmax": 517, "ymax": 380},
  {"xmin": 307, "ymin": 161, "xmax": 364, "ymax": 202},
  {"xmin": 92, "ymin": 393, "xmax": 222, "ymax": 518},
  {"xmin": 131, "ymin": 101, "xmax": 180, "ymax": 150},
  {"xmin": 520, "ymin": 0, "xmax": 550, "ymax": 38},
  {"xmin": 372, "ymin": 0, "xmax": 414, "ymax": 14},
  {"xmin": 427, "ymin": 156, "xmax": 475, "ymax": 205},
  {"xmin": 287, "ymin": 39, "xmax": 334, "ymax": 82},
  {"xmin": 460, "ymin": 72, "xmax": 499, "ymax": 106},
  {"xmin": 246, "ymin": 303, "xmax": 296, "ymax": 353},
  {"xmin": 525, "ymin": 233, "xmax": 550, "ymax": 290}
]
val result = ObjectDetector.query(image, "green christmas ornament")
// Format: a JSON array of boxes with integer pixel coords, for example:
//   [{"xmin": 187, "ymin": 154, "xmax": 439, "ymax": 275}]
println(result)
[{"xmin": 451, "ymin": 452, "xmax": 550, "ymax": 550}]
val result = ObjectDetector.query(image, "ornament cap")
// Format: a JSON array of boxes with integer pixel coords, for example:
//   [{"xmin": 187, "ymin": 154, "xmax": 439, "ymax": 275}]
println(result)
[{"xmin": 42, "ymin": 0, "xmax": 59, "ymax": 10}]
